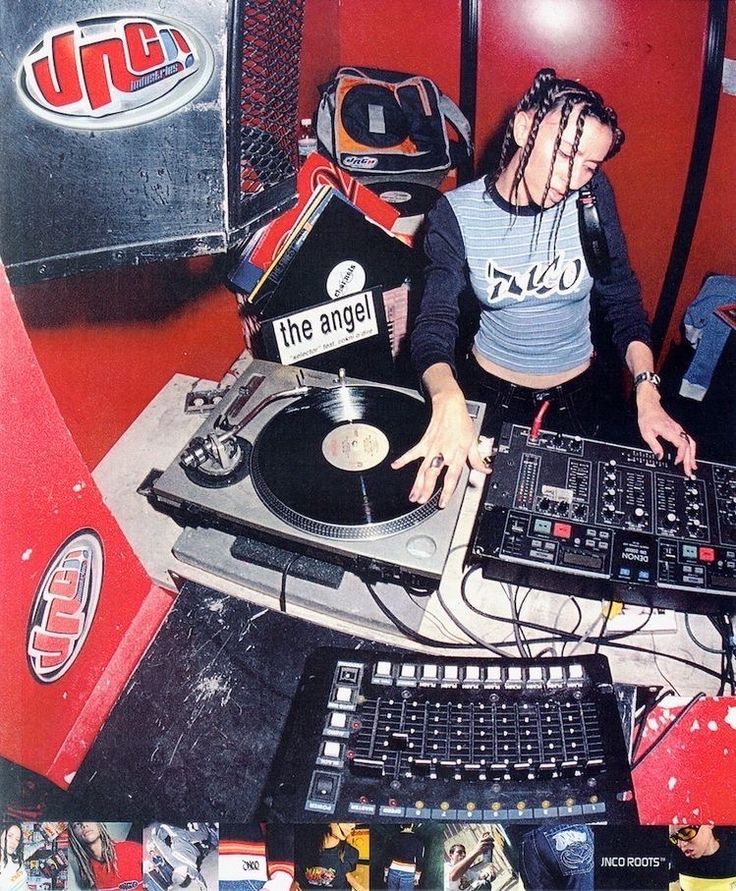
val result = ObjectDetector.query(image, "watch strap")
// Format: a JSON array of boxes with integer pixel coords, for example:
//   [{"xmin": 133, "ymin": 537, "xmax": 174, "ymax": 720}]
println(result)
[{"xmin": 633, "ymin": 371, "xmax": 661, "ymax": 388}]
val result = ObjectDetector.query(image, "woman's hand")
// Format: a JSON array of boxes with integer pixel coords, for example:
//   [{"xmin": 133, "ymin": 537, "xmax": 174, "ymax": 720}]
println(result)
[
  {"xmin": 392, "ymin": 377, "xmax": 489, "ymax": 508},
  {"xmin": 636, "ymin": 385, "xmax": 698, "ymax": 476}
]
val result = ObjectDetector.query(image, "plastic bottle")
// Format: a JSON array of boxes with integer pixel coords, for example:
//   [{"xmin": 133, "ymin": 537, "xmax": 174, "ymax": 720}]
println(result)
[{"xmin": 297, "ymin": 117, "xmax": 318, "ymax": 164}]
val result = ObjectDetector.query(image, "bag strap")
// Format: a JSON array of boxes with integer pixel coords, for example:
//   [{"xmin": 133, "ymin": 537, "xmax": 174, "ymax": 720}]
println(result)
[
  {"xmin": 438, "ymin": 94, "xmax": 472, "ymax": 155},
  {"xmin": 577, "ymin": 184, "xmax": 610, "ymax": 279}
]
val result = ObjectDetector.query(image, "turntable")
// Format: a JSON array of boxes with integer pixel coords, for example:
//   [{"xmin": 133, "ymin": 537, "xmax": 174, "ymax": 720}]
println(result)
[{"xmin": 149, "ymin": 360, "xmax": 485, "ymax": 586}]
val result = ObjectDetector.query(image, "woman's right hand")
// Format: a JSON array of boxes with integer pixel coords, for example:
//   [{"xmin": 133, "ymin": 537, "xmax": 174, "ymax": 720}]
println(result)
[{"xmin": 391, "ymin": 368, "xmax": 489, "ymax": 508}]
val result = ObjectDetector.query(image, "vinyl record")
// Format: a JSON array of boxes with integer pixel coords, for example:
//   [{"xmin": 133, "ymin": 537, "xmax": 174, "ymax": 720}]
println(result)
[
  {"xmin": 250, "ymin": 385, "xmax": 440, "ymax": 540},
  {"xmin": 363, "ymin": 180, "xmax": 440, "ymax": 218}
]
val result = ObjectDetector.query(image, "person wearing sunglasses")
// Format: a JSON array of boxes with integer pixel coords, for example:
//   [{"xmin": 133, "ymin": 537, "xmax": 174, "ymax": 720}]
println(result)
[{"xmin": 668, "ymin": 825, "xmax": 736, "ymax": 890}]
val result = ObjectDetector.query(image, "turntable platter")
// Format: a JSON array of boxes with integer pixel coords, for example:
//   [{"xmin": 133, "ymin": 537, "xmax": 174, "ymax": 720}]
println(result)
[{"xmin": 250, "ymin": 385, "xmax": 439, "ymax": 540}]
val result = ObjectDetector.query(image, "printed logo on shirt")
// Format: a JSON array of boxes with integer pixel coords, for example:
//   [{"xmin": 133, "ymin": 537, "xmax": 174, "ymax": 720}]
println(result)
[
  {"xmin": 27, "ymin": 529, "xmax": 103, "ymax": 682},
  {"xmin": 304, "ymin": 866, "xmax": 337, "ymax": 886},
  {"xmin": 484, "ymin": 252, "xmax": 584, "ymax": 304},
  {"xmin": 17, "ymin": 16, "xmax": 214, "ymax": 129}
]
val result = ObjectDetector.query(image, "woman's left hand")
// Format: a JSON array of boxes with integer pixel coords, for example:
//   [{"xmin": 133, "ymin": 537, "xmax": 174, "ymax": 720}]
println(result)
[{"xmin": 636, "ymin": 387, "xmax": 698, "ymax": 476}]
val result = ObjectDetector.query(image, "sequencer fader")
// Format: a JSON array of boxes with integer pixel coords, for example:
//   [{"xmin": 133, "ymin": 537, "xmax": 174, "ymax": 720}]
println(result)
[{"xmin": 260, "ymin": 647, "xmax": 638, "ymax": 824}]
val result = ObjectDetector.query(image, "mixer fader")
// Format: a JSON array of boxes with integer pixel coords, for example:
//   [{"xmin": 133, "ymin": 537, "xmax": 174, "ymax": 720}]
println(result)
[{"xmin": 471, "ymin": 424, "xmax": 736, "ymax": 613}]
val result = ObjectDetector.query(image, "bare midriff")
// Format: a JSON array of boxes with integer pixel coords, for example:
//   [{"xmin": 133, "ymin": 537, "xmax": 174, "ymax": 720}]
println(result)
[{"xmin": 472, "ymin": 346, "xmax": 592, "ymax": 389}]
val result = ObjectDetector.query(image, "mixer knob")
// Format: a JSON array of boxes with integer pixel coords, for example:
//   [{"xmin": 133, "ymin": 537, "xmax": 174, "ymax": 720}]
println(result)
[
  {"xmin": 663, "ymin": 511, "xmax": 679, "ymax": 530},
  {"xmin": 539, "ymin": 497, "xmax": 551, "ymax": 511}
]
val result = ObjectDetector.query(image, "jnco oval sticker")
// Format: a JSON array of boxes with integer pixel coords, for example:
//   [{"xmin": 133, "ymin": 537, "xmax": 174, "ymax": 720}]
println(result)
[
  {"xmin": 17, "ymin": 16, "xmax": 214, "ymax": 129},
  {"xmin": 27, "ymin": 530, "xmax": 104, "ymax": 683}
]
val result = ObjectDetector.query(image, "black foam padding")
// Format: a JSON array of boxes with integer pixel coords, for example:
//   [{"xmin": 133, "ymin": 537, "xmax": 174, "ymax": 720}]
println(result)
[
  {"xmin": 64, "ymin": 582, "xmax": 386, "ymax": 821},
  {"xmin": 230, "ymin": 534, "xmax": 344, "ymax": 588}
]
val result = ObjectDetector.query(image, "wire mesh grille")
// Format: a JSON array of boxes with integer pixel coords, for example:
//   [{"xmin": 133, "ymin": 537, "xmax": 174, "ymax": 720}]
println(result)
[{"xmin": 235, "ymin": 0, "xmax": 304, "ymax": 212}]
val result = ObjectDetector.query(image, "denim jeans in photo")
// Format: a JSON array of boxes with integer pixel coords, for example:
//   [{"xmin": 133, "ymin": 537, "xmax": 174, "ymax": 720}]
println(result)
[{"xmin": 519, "ymin": 824, "xmax": 595, "ymax": 890}]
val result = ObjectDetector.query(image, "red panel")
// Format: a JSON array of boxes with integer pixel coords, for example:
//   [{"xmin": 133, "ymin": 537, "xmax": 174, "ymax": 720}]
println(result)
[
  {"xmin": 0, "ymin": 265, "xmax": 173, "ymax": 787},
  {"xmin": 661, "ymin": 0, "xmax": 736, "ymax": 358},
  {"xmin": 16, "ymin": 261, "xmax": 244, "ymax": 469},
  {"xmin": 633, "ymin": 696, "xmax": 736, "ymax": 824},
  {"xmin": 338, "ymin": 0, "xmax": 462, "ymax": 98},
  {"xmin": 475, "ymin": 0, "xmax": 708, "ymax": 321}
]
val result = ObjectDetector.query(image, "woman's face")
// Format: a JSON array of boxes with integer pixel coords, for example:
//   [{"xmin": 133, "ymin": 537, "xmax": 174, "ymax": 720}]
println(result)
[
  {"xmin": 512, "ymin": 104, "xmax": 614, "ymax": 207},
  {"xmin": 2, "ymin": 826, "xmax": 22, "ymax": 855},
  {"xmin": 71, "ymin": 823, "xmax": 102, "ymax": 846}
]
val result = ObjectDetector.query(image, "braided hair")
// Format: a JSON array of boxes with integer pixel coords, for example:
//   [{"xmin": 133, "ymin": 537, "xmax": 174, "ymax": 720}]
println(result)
[
  {"xmin": 69, "ymin": 823, "xmax": 119, "ymax": 889},
  {"xmin": 488, "ymin": 67, "xmax": 625, "ymax": 208}
]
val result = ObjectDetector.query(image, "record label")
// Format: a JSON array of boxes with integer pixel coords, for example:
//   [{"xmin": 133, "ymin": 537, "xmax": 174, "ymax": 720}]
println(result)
[
  {"xmin": 364, "ymin": 180, "xmax": 441, "ymax": 218},
  {"xmin": 322, "ymin": 423, "xmax": 390, "ymax": 471},
  {"xmin": 250, "ymin": 385, "xmax": 440, "ymax": 539}
]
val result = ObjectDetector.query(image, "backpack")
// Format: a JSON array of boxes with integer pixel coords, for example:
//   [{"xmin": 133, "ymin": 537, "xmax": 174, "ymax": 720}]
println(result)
[{"xmin": 315, "ymin": 66, "xmax": 472, "ymax": 178}]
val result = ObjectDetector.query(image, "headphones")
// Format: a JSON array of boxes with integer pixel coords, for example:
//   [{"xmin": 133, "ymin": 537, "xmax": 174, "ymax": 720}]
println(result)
[{"xmin": 577, "ymin": 184, "xmax": 611, "ymax": 280}]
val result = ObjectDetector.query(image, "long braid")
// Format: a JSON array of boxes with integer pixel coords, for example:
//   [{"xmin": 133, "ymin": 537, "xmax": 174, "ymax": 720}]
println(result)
[
  {"xmin": 69, "ymin": 824, "xmax": 119, "ymax": 889},
  {"xmin": 486, "ymin": 67, "xmax": 625, "ymax": 202}
]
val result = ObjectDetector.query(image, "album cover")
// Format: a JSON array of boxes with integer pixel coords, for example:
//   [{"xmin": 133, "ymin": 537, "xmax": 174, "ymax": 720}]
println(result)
[
  {"xmin": 258, "ymin": 287, "xmax": 394, "ymax": 381},
  {"xmin": 247, "ymin": 188, "xmax": 423, "ymax": 321}
]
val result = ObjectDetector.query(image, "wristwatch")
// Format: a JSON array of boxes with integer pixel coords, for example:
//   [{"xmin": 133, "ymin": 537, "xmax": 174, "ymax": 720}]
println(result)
[{"xmin": 633, "ymin": 371, "xmax": 661, "ymax": 389}]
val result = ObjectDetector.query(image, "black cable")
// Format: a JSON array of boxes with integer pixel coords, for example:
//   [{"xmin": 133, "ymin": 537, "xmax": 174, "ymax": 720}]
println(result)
[
  {"xmin": 279, "ymin": 553, "xmax": 302, "ymax": 612},
  {"xmin": 594, "ymin": 607, "xmax": 610, "ymax": 656},
  {"xmin": 630, "ymin": 686, "xmax": 673, "ymax": 765},
  {"xmin": 684, "ymin": 613, "xmax": 722, "ymax": 654},
  {"xmin": 509, "ymin": 584, "xmax": 532, "ymax": 658},
  {"xmin": 364, "ymin": 580, "xmax": 474, "ymax": 650},
  {"xmin": 434, "ymin": 585, "xmax": 516, "ymax": 657},
  {"xmin": 631, "ymin": 692, "xmax": 706, "ymax": 770},
  {"xmin": 460, "ymin": 566, "xmax": 723, "ymax": 681}
]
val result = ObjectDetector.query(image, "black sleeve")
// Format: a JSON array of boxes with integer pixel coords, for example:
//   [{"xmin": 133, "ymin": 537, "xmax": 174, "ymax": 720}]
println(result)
[
  {"xmin": 409, "ymin": 195, "xmax": 469, "ymax": 380},
  {"xmin": 345, "ymin": 843, "xmax": 359, "ymax": 873},
  {"xmin": 590, "ymin": 170, "xmax": 652, "ymax": 358}
]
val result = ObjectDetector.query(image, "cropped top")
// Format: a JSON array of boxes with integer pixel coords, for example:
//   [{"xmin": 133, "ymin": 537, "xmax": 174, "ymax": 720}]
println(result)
[{"xmin": 410, "ymin": 170, "xmax": 652, "ymax": 380}]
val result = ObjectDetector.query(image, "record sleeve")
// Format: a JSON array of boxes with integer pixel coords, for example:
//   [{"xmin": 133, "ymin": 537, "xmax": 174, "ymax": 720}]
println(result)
[{"xmin": 258, "ymin": 286, "xmax": 394, "ymax": 382}]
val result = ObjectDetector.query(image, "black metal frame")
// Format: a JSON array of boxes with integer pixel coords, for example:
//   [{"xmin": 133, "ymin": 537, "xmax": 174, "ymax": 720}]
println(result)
[{"xmin": 650, "ymin": 0, "xmax": 728, "ymax": 356}]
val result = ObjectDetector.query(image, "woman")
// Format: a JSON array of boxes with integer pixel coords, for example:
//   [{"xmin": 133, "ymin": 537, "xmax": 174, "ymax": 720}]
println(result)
[
  {"xmin": 383, "ymin": 824, "xmax": 424, "ymax": 889},
  {"xmin": 297, "ymin": 824, "xmax": 362, "ymax": 891},
  {"xmin": 394, "ymin": 68, "xmax": 697, "ymax": 507},
  {"xmin": 0, "ymin": 823, "xmax": 26, "ymax": 891},
  {"xmin": 69, "ymin": 823, "xmax": 143, "ymax": 891}
]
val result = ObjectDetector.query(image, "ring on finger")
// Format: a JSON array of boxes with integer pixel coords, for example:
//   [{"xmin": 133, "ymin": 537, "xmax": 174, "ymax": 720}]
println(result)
[
  {"xmin": 679, "ymin": 431, "xmax": 689, "ymax": 441},
  {"xmin": 429, "ymin": 453, "xmax": 444, "ymax": 469}
]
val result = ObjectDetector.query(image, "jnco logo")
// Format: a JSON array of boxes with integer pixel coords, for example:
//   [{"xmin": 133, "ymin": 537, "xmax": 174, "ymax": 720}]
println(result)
[
  {"xmin": 17, "ymin": 16, "xmax": 214, "ymax": 129},
  {"xmin": 342, "ymin": 155, "xmax": 379, "ymax": 169},
  {"xmin": 27, "ymin": 530, "xmax": 104, "ymax": 682}
]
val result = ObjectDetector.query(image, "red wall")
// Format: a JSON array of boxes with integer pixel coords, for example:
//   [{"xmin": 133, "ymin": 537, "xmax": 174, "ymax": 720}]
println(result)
[
  {"xmin": 475, "ymin": 0, "xmax": 708, "ymax": 326},
  {"xmin": 661, "ymin": 0, "xmax": 736, "ymax": 359}
]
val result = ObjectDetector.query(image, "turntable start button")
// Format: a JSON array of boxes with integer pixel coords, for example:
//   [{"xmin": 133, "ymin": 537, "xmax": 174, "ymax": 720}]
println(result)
[{"xmin": 406, "ymin": 535, "xmax": 438, "ymax": 558}]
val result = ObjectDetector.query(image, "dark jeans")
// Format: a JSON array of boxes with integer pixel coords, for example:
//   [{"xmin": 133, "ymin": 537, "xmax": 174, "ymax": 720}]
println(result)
[
  {"xmin": 386, "ymin": 868, "xmax": 415, "ymax": 890},
  {"xmin": 519, "ymin": 824, "xmax": 595, "ymax": 891},
  {"xmin": 460, "ymin": 355, "xmax": 602, "ymax": 442}
]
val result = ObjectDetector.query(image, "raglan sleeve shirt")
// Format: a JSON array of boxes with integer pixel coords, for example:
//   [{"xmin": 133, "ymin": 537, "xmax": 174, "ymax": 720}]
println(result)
[{"xmin": 410, "ymin": 171, "xmax": 652, "ymax": 381}]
